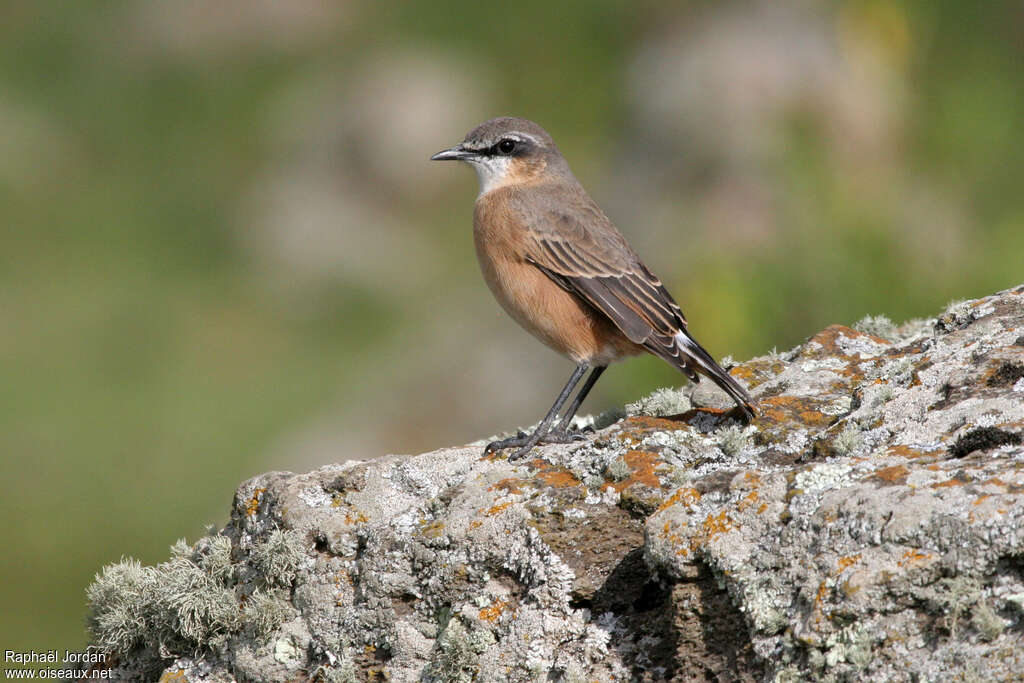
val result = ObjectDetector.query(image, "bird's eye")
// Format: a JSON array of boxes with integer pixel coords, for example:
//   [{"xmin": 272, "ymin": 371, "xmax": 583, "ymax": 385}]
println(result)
[{"xmin": 497, "ymin": 138, "xmax": 517, "ymax": 155}]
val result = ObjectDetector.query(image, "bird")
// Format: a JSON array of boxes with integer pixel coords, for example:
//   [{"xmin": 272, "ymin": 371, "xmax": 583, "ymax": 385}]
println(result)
[{"xmin": 431, "ymin": 117, "xmax": 755, "ymax": 459}]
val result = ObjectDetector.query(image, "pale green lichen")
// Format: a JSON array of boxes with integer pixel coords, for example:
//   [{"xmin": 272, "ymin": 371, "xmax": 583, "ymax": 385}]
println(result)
[
  {"xmin": 86, "ymin": 545, "xmax": 241, "ymax": 659},
  {"xmin": 86, "ymin": 533, "xmax": 305, "ymax": 668},
  {"xmin": 920, "ymin": 576, "xmax": 982, "ymax": 638},
  {"xmin": 971, "ymin": 602, "xmax": 1004, "ymax": 642},
  {"xmin": 193, "ymin": 535, "xmax": 235, "ymax": 583},
  {"xmin": 665, "ymin": 466, "xmax": 692, "ymax": 488},
  {"xmin": 854, "ymin": 314, "xmax": 896, "ymax": 340},
  {"xmin": 605, "ymin": 456, "xmax": 633, "ymax": 482},
  {"xmin": 719, "ymin": 425, "xmax": 751, "ymax": 457},
  {"xmin": 243, "ymin": 588, "xmax": 293, "ymax": 638},
  {"xmin": 894, "ymin": 317, "xmax": 933, "ymax": 341},
  {"xmin": 251, "ymin": 529, "xmax": 306, "ymax": 587},
  {"xmin": 831, "ymin": 425, "xmax": 863, "ymax": 457},
  {"xmin": 315, "ymin": 657, "xmax": 359, "ymax": 683},
  {"xmin": 423, "ymin": 617, "xmax": 495, "ymax": 683},
  {"xmin": 808, "ymin": 622, "xmax": 874, "ymax": 672},
  {"xmin": 626, "ymin": 387, "xmax": 691, "ymax": 417}
]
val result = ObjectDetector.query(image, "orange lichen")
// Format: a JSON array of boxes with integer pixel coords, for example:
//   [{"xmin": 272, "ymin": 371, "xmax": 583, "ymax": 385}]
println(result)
[
  {"xmin": 621, "ymin": 415, "xmax": 688, "ymax": 432},
  {"xmin": 806, "ymin": 325, "xmax": 889, "ymax": 356},
  {"xmin": 898, "ymin": 549, "xmax": 934, "ymax": 566},
  {"xmin": 837, "ymin": 554, "xmax": 861, "ymax": 572},
  {"xmin": 478, "ymin": 599, "xmax": 510, "ymax": 623},
  {"xmin": 159, "ymin": 671, "xmax": 188, "ymax": 683},
  {"xmin": 758, "ymin": 395, "xmax": 834, "ymax": 427},
  {"xmin": 485, "ymin": 501, "xmax": 513, "ymax": 516},
  {"xmin": 658, "ymin": 487, "xmax": 702, "ymax": 512},
  {"xmin": 871, "ymin": 465, "xmax": 910, "ymax": 485},
  {"xmin": 535, "ymin": 468, "xmax": 582, "ymax": 488},
  {"xmin": 245, "ymin": 488, "xmax": 266, "ymax": 517},
  {"xmin": 728, "ymin": 359, "xmax": 786, "ymax": 388},
  {"xmin": 737, "ymin": 490, "xmax": 759, "ymax": 511},
  {"xmin": 701, "ymin": 511, "xmax": 736, "ymax": 540},
  {"xmin": 814, "ymin": 580, "xmax": 829, "ymax": 608},
  {"xmin": 931, "ymin": 475, "xmax": 972, "ymax": 489},
  {"xmin": 419, "ymin": 520, "xmax": 446, "ymax": 538},
  {"xmin": 469, "ymin": 520, "xmax": 482, "ymax": 530},
  {"xmin": 489, "ymin": 478, "xmax": 525, "ymax": 495},
  {"xmin": 604, "ymin": 450, "xmax": 665, "ymax": 493},
  {"xmin": 886, "ymin": 445, "xmax": 928, "ymax": 459},
  {"xmin": 344, "ymin": 511, "xmax": 369, "ymax": 525}
]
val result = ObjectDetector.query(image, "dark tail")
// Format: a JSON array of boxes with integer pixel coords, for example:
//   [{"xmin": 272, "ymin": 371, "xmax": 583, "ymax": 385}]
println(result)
[{"xmin": 670, "ymin": 329, "xmax": 757, "ymax": 419}]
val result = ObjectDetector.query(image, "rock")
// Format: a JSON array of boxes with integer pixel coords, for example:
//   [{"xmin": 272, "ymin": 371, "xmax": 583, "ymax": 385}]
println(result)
[{"xmin": 85, "ymin": 285, "xmax": 1024, "ymax": 682}]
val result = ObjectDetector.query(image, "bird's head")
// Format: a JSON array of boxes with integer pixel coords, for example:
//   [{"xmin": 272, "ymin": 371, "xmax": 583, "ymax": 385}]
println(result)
[{"xmin": 431, "ymin": 117, "xmax": 567, "ymax": 196}]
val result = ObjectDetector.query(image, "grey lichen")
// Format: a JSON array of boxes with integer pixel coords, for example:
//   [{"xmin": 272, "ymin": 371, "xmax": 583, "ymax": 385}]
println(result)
[
  {"xmin": 971, "ymin": 602, "xmax": 1005, "ymax": 642},
  {"xmin": 831, "ymin": 424, "xmax": 863, "ymax": 457},
  {"xmin": 243, "ymin": 588, "xmax": 294, "ymax": 638},
  {"xmin": 719, "ymin": 424, "xmax": 751, "ymax": 457},
  {"xmin": 424, "ymin": 617, "xmax": 495, "ymax": 683},
  {"xmin": 605, "ymin": 456, "xmax": 633, "ymax": 482},
  {"xmin": 250, "ymin": 528, "xmax": 305, "ymax": 587},
  {"xmin": 86, "ymin": 533, "xmax": 304, "ymax": 672},
  {"xmin": 920, "ymin": 576, "xmax": 982, "ymax": 638},
  {"xmin": 854, "ymin": 314, "xmax": 896, "ymax": 340},
  {"xmin": 86, "ymin": 544, "xmax": 241, "ymax": 660},
  {"xmin": 625, "ymin": 386, "xmax": 691, "ymax": 417},
  {"xmin": 192, "ymin": 534, "xmax": 235, "ymax": 584},
  {"xmin": 316, "ymin": 658, "xmax": 359, "ymax": 683}
]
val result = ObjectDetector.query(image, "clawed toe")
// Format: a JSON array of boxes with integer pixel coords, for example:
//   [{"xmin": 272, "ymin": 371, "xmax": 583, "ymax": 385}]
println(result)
[
  {"xmin": 484, "ymin": 431, "xmax": 528, "ymax": 455},
  {"xmin": 485, "ymin": 426, "xmax": 592, "ymax": 460}
]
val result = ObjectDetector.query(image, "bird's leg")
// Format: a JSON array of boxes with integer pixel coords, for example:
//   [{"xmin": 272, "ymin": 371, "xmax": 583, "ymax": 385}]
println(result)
[
  {"xmin": 550, "ymin": 365, "xmax": 606, "ymax": 438},
  {"xmin": 485, "ymin": 364, "xmax": 589, "ymax": 460}
]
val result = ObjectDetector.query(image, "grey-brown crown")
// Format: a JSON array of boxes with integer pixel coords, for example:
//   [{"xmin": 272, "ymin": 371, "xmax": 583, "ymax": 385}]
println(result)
[
  {"xmin": 461, "ymin": 117, "xmax": 557, "ymax": 154},
  {"xmin": 430, "ymin": 117, "xmax": 570, "ymax": 179}
]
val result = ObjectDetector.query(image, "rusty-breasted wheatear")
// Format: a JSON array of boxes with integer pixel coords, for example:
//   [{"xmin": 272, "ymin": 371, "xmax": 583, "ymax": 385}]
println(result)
[{"xmin": 432, "ymin": 117, "xmax": 756, "ymax": 459}]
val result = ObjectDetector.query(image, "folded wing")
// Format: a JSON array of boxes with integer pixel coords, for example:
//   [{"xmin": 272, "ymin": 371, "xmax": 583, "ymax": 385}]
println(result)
[{"xmin": 511, "ymin": 184, "xmax": 755, "ymax": 417}]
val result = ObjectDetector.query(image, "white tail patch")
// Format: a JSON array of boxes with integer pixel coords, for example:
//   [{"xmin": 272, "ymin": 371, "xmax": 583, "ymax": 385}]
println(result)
[{"xmin": 673, "ymin": 331, "xmax": 717, "ymax": 375}]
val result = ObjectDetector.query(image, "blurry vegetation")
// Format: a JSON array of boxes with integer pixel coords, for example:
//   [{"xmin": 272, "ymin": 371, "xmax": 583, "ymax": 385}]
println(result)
[{"xmin": 2, "ymin": 0, "xmax": 1023, "ymax": 655}]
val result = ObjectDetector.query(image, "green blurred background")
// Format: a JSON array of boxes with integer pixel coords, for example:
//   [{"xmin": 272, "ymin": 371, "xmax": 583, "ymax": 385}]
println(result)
[{"xmin": 2, "ymin": 0, "xmax": 1022, "ymax": 656}]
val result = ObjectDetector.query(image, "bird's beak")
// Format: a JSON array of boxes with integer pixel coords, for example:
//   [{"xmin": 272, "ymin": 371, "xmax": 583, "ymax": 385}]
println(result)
[{"xmin": 430, "ymin": 144, "xmax": 474, "ymax": 161}]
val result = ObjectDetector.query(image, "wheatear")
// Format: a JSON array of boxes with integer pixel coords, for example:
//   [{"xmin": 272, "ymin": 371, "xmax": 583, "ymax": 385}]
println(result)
[{"xmin": 432, "ymin": 117, "xmax": 756, "ymax": 459}]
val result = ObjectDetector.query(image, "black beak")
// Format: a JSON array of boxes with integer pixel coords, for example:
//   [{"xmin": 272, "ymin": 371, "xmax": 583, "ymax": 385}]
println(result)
[{"xmin": 430, "ymin": 144, "xmax": 474, "ymax": 161}]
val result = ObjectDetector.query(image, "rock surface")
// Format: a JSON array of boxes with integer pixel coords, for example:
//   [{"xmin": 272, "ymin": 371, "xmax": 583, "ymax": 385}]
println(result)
[{"xmin": 85, "ymin": 285, "xmax": 1024, "ymax": 682}]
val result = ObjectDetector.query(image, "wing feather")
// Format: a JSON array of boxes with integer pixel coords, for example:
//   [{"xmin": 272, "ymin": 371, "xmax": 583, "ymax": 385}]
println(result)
[{"xmin": 508, "ymin": 183, "xmax": 755, "ymax": 416}]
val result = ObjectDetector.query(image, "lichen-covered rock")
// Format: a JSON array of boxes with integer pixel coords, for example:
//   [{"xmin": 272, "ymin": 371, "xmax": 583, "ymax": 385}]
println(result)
[{"xmin": 85, "ymin": 285, "xmax": 1024, "ymax": 682}]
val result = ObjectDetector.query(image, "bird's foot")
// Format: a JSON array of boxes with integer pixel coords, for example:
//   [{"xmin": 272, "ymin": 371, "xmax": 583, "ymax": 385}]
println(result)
[
  {"xmin": 483, "ymin": 430, "xmax": 528, "ymax": 456},
  {"xmin": 484, "ymin": 425, "xmax": 591, "ymax": 461}
]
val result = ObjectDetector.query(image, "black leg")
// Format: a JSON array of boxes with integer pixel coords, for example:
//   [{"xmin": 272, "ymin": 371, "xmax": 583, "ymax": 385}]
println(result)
[
  {"xmin": 485, "ymin": 364, "xmax": 589, "ymax": 460},
  {"xmin": 552, "ymin": 365, "xmax": 606, "ymax": 434}
]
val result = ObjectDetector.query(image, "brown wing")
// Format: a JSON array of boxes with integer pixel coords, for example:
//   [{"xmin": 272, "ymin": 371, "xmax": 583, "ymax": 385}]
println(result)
[
  {"xmin": 510, "ymin": 185, "xmax": 693, "ymax": 371},
  {"xmin": 509, "ymin": 183, "xmax": 755, "ymax": 415}
]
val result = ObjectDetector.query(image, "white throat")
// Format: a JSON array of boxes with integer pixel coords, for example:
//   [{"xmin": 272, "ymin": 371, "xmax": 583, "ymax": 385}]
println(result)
[{"xmin": 469, "ymin": 157, "xmax": 514, "ymax": 197}]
